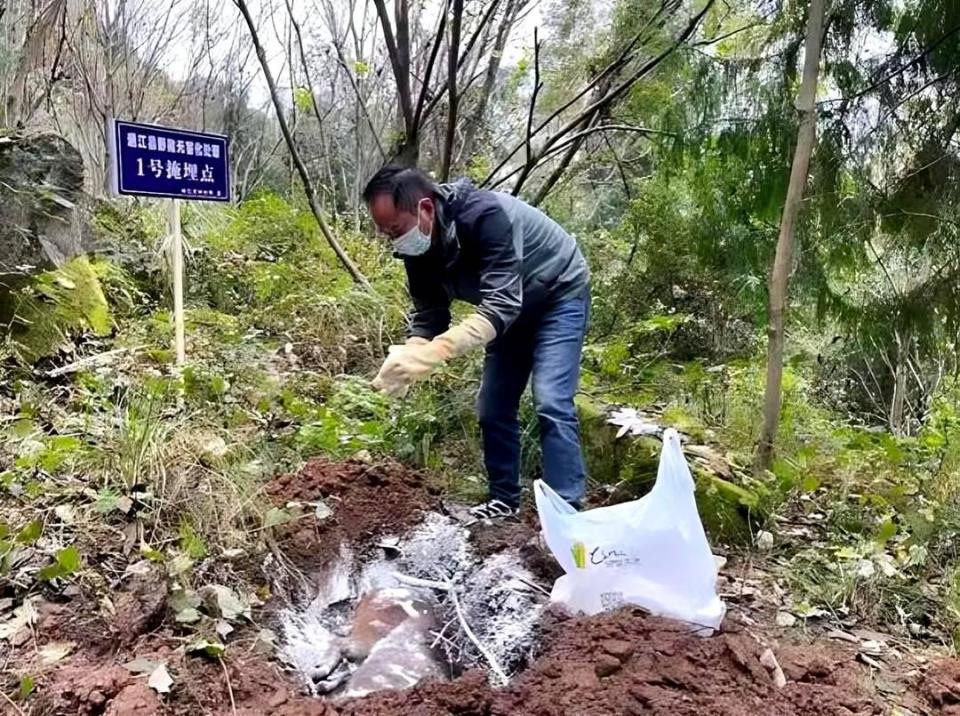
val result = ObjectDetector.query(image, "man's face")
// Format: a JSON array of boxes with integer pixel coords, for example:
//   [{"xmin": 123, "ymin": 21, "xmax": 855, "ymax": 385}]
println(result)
[{"xmin": 369, "ymin": 193, "xmax": 435, "ymax": 241}]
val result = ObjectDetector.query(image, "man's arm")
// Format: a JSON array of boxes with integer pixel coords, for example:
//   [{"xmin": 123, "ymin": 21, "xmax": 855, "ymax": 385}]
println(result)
[
  {"xmin": 404, "ymin": 259, "xmax": 451, "ymax": 341},
  {"xmin": 470, "ymin": 196, "xmax": 522, "ymax": 336},
  {"xmin": 371, "ymin": 193, "xmax": 520, "ymax": 397}
]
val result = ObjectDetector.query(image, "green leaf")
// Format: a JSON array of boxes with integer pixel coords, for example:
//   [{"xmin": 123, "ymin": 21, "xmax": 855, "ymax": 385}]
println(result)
[
  {"xmin": 354, "ymin": 60, "xmax": 370, "ymax": 75},
  {"xmin": 174, "ymin": 607, "xmax": 200, "ymax": 624},
  {"xmin": 140, "ymin": 543, "xmax": 165, "ymax": 563},
  {"xmin": 170, "ymin": 588, "xmax": 202, "ymax": 623},
  {"xmin": 37, "ymin": 564, "xmax": 58, "ymax": 581},
  {"xmin": 876, "ymin": 518, "xmax": 898, "ymax": 545},
  {"xmin": 167, "ymin": 553, "xmax": 194, "ymax": 577},
  {"xmin": 202, "ymin": 584, "xmax": 251, "ymax": 622},
  {"xmin": 293, "ymin": 87, "xmax": 313, "ymax": 114},
  {"xmin": 835, "ymin": 546, "xmax": 860, "ymax": 560},
  {"xmin": 19, "ymin": 674, "xmax": 35, "ymax": 700},
  {"xmin": 10, "ymin": 419, "xmax": 37, "ymax": 438},
  {"xmin": 178, "ymin": 519, "xmax": 208, "ymax": 560},
  {"xmin": 48, "ymin": 435, "xmax": 81, "ymax": 452},
  {"xmin": 262, "ymin": 507, "xmax": 291, "ymax": 529},
  {"xmin": 16, "ymin": 520, "xmax": 42, "ymax": 545},
  {"xmin": 94, "ymin": 488, "xmax": 119, "ymax": 514},
  {"xmin": 800, "ymin": 474, "xmax": 820, "ymax": 492},
  {"xmin": 920, "ymin": 431, "xmax": 946, "ymax": 450},
  {"xmin": 0, "ymin": 541, "xmax": 13, "ymax": 574},
  {"xmin": 37, "ymin": 546, "xmax": 80, "ymax": 582},
  {"xmin": 56, "ymin": 546, "xmax": 81, "ymax": 574},
  {"xmin": 771, "ymin": 458, "xmax": 799, "ymax": 489},
  {"xmin": 186, "ymin": 638, "xmax": 225, "ymax": 658}
]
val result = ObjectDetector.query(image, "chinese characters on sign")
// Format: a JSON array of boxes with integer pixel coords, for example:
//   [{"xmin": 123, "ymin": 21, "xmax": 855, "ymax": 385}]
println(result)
[{"xmin": 110, "ymin": 119, "xmax": 230, "ymax": 202}]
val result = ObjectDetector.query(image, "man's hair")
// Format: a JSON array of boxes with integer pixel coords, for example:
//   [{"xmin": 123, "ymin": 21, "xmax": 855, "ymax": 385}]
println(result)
[{"xmin": 362, "ymin": 164, "xmax": 437, "ymax": 212}]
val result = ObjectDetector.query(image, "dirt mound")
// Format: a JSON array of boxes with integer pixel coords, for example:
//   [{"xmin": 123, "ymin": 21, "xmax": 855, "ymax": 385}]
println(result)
[
  {"xmin": 31, "ymin": 661, "xmax": 165, "ymax": 716},
  {"xmin": 264, "ymin": 458, "xmax": 441, "ymax": 573},
  {"xmin": 922, "ymin": 659, "xmax": 960, "ymax": 715},
  {"xmin": 339, "ymin": 609, "xmax": 882, "ymax": 716},
  {"xmin": 267, "ymin": 458, "xmax": 439, "ymax": 540},
  {"xmin": 469, "ymin": 519, "xmax": 562, "ymax": 583}
]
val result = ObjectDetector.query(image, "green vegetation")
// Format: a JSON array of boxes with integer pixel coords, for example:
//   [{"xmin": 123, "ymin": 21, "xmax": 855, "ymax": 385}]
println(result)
[
  {"xmin": 3, "ymin": 0, "xmax": 960, "ymax": 683},
  {"xmin": 3, "ymin": 186, "xmax": 960, "ymax": 645},
  {"xmin": 3, "ymin": 256, "xmax": 112, "ymax": 363}
]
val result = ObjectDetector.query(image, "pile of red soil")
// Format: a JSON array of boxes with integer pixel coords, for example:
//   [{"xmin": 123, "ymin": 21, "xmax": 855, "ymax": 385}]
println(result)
[
  {"xmin": 35, "ymin": 609, "xmax": 904, "ymax": 716},
  {"xmin": 28, "ymin": 459, "xmax": 441, "ymax": 715},
  {"xmin": 922, "ymin": 659, "xmax": 960, "ymax": 715},
  {"xmin": 264, "ymin": 457, "xmax": 441, "ymax": 572},
  {"xmin": 267, "ymin": 458, "xmax": 439, "ymax": 539},
  {"xmin": 337, "ymin": 609, "xmax": 884, "ymax": 716}
]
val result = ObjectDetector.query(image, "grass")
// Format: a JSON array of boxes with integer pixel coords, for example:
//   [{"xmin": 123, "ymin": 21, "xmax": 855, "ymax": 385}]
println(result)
[{"xmin": 4, "ymin": 189, "xmax": 960, "ymax": 658}]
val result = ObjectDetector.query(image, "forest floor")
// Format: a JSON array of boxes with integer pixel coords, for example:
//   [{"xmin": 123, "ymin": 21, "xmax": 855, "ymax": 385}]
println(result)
[{"xmin": 7, "ymin": 458, "xmax": 960, "ymax": 716}]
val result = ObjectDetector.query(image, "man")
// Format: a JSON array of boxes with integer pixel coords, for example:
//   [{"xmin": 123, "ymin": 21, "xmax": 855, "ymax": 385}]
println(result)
[{"xmin": 365, "ymin": 165, "xmax": 590, "ymax": 520}]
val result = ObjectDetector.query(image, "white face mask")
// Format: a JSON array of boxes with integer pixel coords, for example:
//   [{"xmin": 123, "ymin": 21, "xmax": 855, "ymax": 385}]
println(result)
[{"xmin": 392, "ymin": 199, "xmax": 432, "ymax": 257}]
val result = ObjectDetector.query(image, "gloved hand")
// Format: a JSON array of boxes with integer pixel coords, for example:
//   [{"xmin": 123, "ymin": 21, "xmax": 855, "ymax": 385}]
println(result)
[
  {"xmin": 371, "ymin": 342, "xmax": 444, "ymax": 397},
  {"xmin": 371, "ymin": 314, "xmax": 496, "ymax": 397}
]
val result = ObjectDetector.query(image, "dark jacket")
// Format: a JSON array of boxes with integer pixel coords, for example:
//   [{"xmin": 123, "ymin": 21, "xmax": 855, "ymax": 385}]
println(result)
[{"xmin": 403, "ymin": 180, "xmax": 589, "ymax": 339}]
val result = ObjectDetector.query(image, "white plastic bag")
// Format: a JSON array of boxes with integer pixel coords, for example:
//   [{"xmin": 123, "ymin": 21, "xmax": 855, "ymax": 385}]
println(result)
[{"xmin": 534, "ymin": 428, "xmax": 725, "ymax": 630}]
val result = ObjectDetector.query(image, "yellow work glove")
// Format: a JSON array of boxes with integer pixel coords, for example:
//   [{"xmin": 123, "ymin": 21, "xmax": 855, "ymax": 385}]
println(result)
[{"xmin": 371, "ymin": 314, "xmax": 496, "ymax": 398}]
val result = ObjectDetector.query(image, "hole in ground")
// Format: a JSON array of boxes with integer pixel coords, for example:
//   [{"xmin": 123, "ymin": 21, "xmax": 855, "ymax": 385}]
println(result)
[{"xmin": 275, "ymin": 512, "xmax": 548, "ymax": 701}]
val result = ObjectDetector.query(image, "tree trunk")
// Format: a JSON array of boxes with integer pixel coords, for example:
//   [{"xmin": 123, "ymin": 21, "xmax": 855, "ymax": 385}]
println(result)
[
  {"xmin": 889, "ymin": 331, "xmax": 908, "ymax": 436},
  {"xmin": 755, "ymin": 0, "xmax": 827, "ymax": 472},
  {"xmin": 440, "ymin": 0, "xmax": 464, "ymax": 181},
  {"xmin": 233, "ymin": 0, "xmax": 370, "ymax": 289},
  {"xmin": 286, "ymin": 12, "xmax": 297, "ymax": 196},
  {"xmin": 285, "ymin": 0, "xmax": 349, "ymax": 210},
  {"xmin": 460, "ymin": 0, "xmax": 518, "ymax": 160}
]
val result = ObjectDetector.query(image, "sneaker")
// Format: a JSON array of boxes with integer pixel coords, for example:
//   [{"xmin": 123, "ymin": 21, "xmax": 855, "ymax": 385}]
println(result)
[{"xmin": 467, "ymin": 499, "xmax": 520, "ymax": 522}]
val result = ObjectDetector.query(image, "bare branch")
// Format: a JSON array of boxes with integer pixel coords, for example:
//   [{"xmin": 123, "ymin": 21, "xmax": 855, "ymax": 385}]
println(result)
[
  {"xmin": 411, "ymin": 0, "xmax": 449, "ymax": 135},
  {"xmin": 484, "ymin": 1, "xmax": 713, "ymax": 191},
  {"xmin": 420, "ymin": 0, "xmax": 502, "ymax": 124},
  {"xmin": 233, "ymin": 0, "xmax": 370, "ymax": 289}
]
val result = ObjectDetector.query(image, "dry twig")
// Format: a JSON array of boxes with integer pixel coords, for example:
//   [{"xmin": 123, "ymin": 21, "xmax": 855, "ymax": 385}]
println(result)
[
  {"xmin": 0, "ymin": 690, "xmax": 26, "ymax": 716},
  {"xmin": 220, "ymin": 657, "xmax": 238, "ymax": 716},
  {"xmin": 393, "ymin": 570, "xmax": 509, "ymax": 682}
]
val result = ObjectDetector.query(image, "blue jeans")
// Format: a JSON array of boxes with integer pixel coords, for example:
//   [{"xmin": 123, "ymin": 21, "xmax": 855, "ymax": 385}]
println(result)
[{"xmin": 476, "ymin": 290, "xmax": 590, "ymax": 509}]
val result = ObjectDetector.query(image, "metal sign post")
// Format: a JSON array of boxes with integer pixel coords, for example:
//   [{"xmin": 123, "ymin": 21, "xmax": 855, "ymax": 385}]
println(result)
[
  {"xmin": 108, "ymin": 118, "xmax": 231, "ymax": 365},
  {"xmin": 168, "ymin": 199, "xmax": 185, "ymax": 364}
]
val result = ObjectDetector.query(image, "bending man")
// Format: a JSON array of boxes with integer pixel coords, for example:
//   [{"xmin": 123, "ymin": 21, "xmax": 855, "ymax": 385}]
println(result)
[{"xmin": 365, "ymin": 165, "xmax": 590, "ymax": 520}]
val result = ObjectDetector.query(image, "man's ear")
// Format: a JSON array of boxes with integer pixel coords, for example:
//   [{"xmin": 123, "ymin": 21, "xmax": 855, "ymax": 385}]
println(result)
[{"xmin": 421, "ymin": 197, "xmax": 436, "ymax": 221}]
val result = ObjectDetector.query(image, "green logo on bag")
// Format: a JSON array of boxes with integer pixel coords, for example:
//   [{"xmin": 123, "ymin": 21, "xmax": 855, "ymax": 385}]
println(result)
[{"xmin": 571, "ymin": 541, "xmax": 587, "ymax": 569}]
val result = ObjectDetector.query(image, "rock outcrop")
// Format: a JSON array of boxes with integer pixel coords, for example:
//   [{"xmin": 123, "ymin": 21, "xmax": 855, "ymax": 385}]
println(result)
[
  {"xmin": 0, "ymin": 132, "xmax": 85, "ymax": 274},
  {"xmin": 0, "ymin": 132, "xmax": 112, "ymax": 363}
]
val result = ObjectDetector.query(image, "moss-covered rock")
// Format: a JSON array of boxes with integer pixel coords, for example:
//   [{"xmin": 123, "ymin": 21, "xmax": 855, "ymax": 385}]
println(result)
[
  {"xmin": 577, "ymin": 395, "xmax": 659, "ymax": 489},
  {"xmin": 3, "ymin": 256, "xmax": 112, "ymax": 363},
  {"xmin": 577, "ymin": 394, "xmax": 761, "ymax": 545},
  {"xmin": 693, "ymin": 473, "xmax": 760, "ymax": 545}
]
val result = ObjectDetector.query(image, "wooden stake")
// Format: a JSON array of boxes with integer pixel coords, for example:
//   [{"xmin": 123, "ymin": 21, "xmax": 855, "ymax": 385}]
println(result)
[{"xmin": 169, "ymin": 198, "xmax": 186, "ymax": 365}]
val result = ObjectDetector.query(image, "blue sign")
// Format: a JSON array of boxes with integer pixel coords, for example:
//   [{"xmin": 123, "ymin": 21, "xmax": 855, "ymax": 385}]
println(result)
[{"xmin": 110, "ymin": 119, "xmax": 230, "ymax": 202}]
